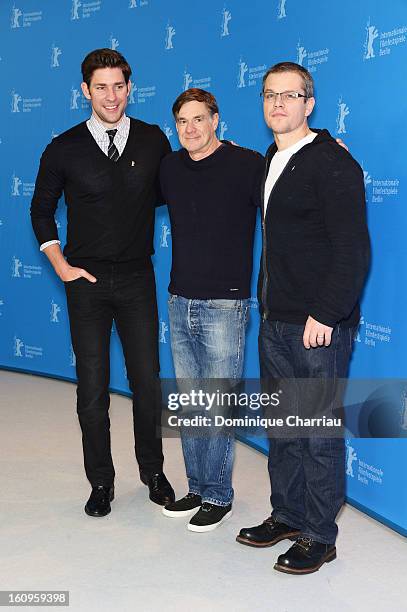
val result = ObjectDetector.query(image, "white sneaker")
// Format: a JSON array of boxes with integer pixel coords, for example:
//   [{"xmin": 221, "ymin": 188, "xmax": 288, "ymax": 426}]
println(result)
[
  {"xmin": 187, "ymin": 502, "xmax": 233, "ymax": 532},
  {"xmin": 162, "ymin": 493, "xmax": 202, "ymax": 518}
]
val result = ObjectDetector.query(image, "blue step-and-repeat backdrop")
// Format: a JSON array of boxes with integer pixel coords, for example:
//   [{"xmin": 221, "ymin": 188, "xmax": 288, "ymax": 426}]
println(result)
[{"xmin": 1, "ymin": 1, "xmax": 406, "ymax": 536}]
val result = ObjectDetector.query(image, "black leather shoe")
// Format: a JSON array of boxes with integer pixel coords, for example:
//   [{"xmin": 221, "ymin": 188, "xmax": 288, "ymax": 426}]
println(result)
[
  {"xmin": 274, "ymin": 537, "xmax": 336, "ymax": 574},
  {"xmin": 140, "ymin": 472, "xmax": 175, "ymax": 506},
  {"xmin": 236, "ymin": 515, "xmax": 300, "ymax": 547},
  {"xmin": 84, "ymin": 485, "xmax": 114, "ymax": 517}
]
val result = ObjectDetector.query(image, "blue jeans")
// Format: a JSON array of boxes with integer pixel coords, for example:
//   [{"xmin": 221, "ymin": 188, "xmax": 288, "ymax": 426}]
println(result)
[
  {"xmin": 259, "ymin": 319, "xmax": 355, "ymax": 544},
  {"xmin": 168, "ymin": 295, "xmax": 250, "ymax": 505}
]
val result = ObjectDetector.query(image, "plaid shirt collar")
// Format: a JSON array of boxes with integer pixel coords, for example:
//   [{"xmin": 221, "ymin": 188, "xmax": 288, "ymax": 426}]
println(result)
[{"xmin": 87, "ymin": 112, "xmax": 130, "ymax": 139}]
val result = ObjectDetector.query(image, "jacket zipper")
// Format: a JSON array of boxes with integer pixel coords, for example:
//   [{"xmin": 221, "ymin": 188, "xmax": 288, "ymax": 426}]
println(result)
[{"xmin": 261, "ymin": 152, "xmax": 297, "ymax": 321}]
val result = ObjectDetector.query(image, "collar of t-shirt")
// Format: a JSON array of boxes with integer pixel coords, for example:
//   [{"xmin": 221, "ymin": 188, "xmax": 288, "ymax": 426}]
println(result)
[
  {"xmin": 86, "ymin": 113, "xmax": 130, "ymax": 157},
  {"xmin": 264, "ymin": 131, "xmax": 317, "ymax": 217}
]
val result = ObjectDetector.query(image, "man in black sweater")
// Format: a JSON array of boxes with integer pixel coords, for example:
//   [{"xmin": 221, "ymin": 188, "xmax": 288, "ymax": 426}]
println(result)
[
  {"xmin": 30, "ymin": 49, "xmax": 174, "ymax": 517},
  {"xmin": 159, "ymin": 89, "xmax": 264, "ymax": 532},
  {"xmin": 237, "ymin": 63, "xmax": 370, "ymax": 573}
]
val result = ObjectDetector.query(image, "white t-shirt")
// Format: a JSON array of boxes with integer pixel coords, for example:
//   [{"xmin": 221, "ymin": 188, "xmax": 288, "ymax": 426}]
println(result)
[{"xmin": 264, "ymin": 131, "xmax": 317, "ymax": 217}]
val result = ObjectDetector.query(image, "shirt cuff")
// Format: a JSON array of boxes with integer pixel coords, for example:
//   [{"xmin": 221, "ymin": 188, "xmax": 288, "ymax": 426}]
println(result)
[{"xmin": 40, "ymin": 240, "xmax": 61, "ymax": 252}]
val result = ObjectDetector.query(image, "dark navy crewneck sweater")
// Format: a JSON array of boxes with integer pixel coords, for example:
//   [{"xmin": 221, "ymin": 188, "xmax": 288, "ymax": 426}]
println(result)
[{"xmin": 159, "ymin": 143, "xmax": 264, "ymax": 299}]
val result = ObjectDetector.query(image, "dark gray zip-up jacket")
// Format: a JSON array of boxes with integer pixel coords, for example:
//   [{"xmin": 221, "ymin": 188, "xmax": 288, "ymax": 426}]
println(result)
[{"xmin": 258, "ymin": 128, "xmax": 370, "ymax": 328}]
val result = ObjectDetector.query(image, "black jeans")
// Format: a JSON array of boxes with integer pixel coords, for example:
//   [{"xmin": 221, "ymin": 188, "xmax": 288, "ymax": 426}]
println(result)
[
  {"xmin": 65, "ymin": 263, "xmax": 164, "ymax": 487},
  {"xmin": 259, "ymin": 319, "xmax": 355, "ymax": 544}
]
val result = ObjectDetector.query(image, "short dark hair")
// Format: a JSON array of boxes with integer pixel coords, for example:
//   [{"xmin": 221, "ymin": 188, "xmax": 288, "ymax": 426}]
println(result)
[
  {"xmin": 262, "ymin": 62, "xmax": 314, "ymax": 99},
  {"xmin": 81, "ymin": 48, "xmax": 132, "ymax": 87},
  {"xmin": 172, "ymin": 88, "xmax": 219, "ymax": 118}
]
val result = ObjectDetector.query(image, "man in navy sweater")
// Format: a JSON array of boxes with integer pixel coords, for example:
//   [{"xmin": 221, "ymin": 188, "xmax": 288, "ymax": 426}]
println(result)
[
  {"xmin": 236, "ymin": 62, "xmax": 370, "ymax": 574},
  {"xmin": 31, "ymin": 49, "xmax": 174, "ymax": 517},
  {"xmin": 160, "ymin": 89, "xmax": 264, "ymax": 532}
]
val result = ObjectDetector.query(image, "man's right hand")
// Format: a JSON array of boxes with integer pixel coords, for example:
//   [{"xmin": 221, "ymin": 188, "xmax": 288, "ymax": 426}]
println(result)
[
  {"xmin": 59, "ymin": 265, "xmax": 97, "ymax": 283},
  {"xmin": 41, "ymin": 243, "xmax": 97, "ymax": 283}
]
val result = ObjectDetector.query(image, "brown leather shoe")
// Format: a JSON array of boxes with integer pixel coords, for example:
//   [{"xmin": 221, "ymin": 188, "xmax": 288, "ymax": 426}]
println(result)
[
  {"xmin": 236, "ymin": 515, "xmax": 300, "ymax": 547},
  {"xmin": 274, "ymin": 537, "xmax": 336, "ymax": 574}
]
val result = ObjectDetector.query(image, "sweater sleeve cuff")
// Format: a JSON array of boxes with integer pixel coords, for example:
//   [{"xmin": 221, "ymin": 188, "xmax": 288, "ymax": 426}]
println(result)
[
  {"xmin": 40, "ymin": 240, "xmax": 61, "ymax": 252},
  {"xmin": 308, "ymin": 309, "xmax": 339, "ymax": 328}
]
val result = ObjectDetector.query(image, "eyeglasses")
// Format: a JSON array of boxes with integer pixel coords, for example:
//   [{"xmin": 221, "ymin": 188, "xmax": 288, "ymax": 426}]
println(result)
[{"xmin": 260, "ymin": 90, "xmax": 307, "ymax": 103}]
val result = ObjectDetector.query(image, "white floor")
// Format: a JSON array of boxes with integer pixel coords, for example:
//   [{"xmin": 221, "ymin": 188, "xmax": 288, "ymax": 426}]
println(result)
[{"xmin": 1, "ymin": 371, "xmax": 406, "ymax": 612}]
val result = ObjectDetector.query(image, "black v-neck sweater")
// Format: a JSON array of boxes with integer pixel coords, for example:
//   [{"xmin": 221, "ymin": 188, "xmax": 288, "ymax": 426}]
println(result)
[{"xmin": 31, "ymin": 118, "xmax": 171, "ymax": 273}]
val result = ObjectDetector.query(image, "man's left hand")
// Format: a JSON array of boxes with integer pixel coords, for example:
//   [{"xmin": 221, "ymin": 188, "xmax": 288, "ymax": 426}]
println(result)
[{"xmin": 303, "ymin": 316, "xmax": 333, "ymax": 349}]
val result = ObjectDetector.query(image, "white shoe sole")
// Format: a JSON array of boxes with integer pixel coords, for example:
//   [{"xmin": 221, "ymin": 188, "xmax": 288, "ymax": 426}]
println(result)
[
  {"xmin": 162, "ymin": 506, "xmax": 201, "ymax": 518},
  {"xmin": 187, "ymin": 509, "xmax": 233, "ymax": 532}
]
